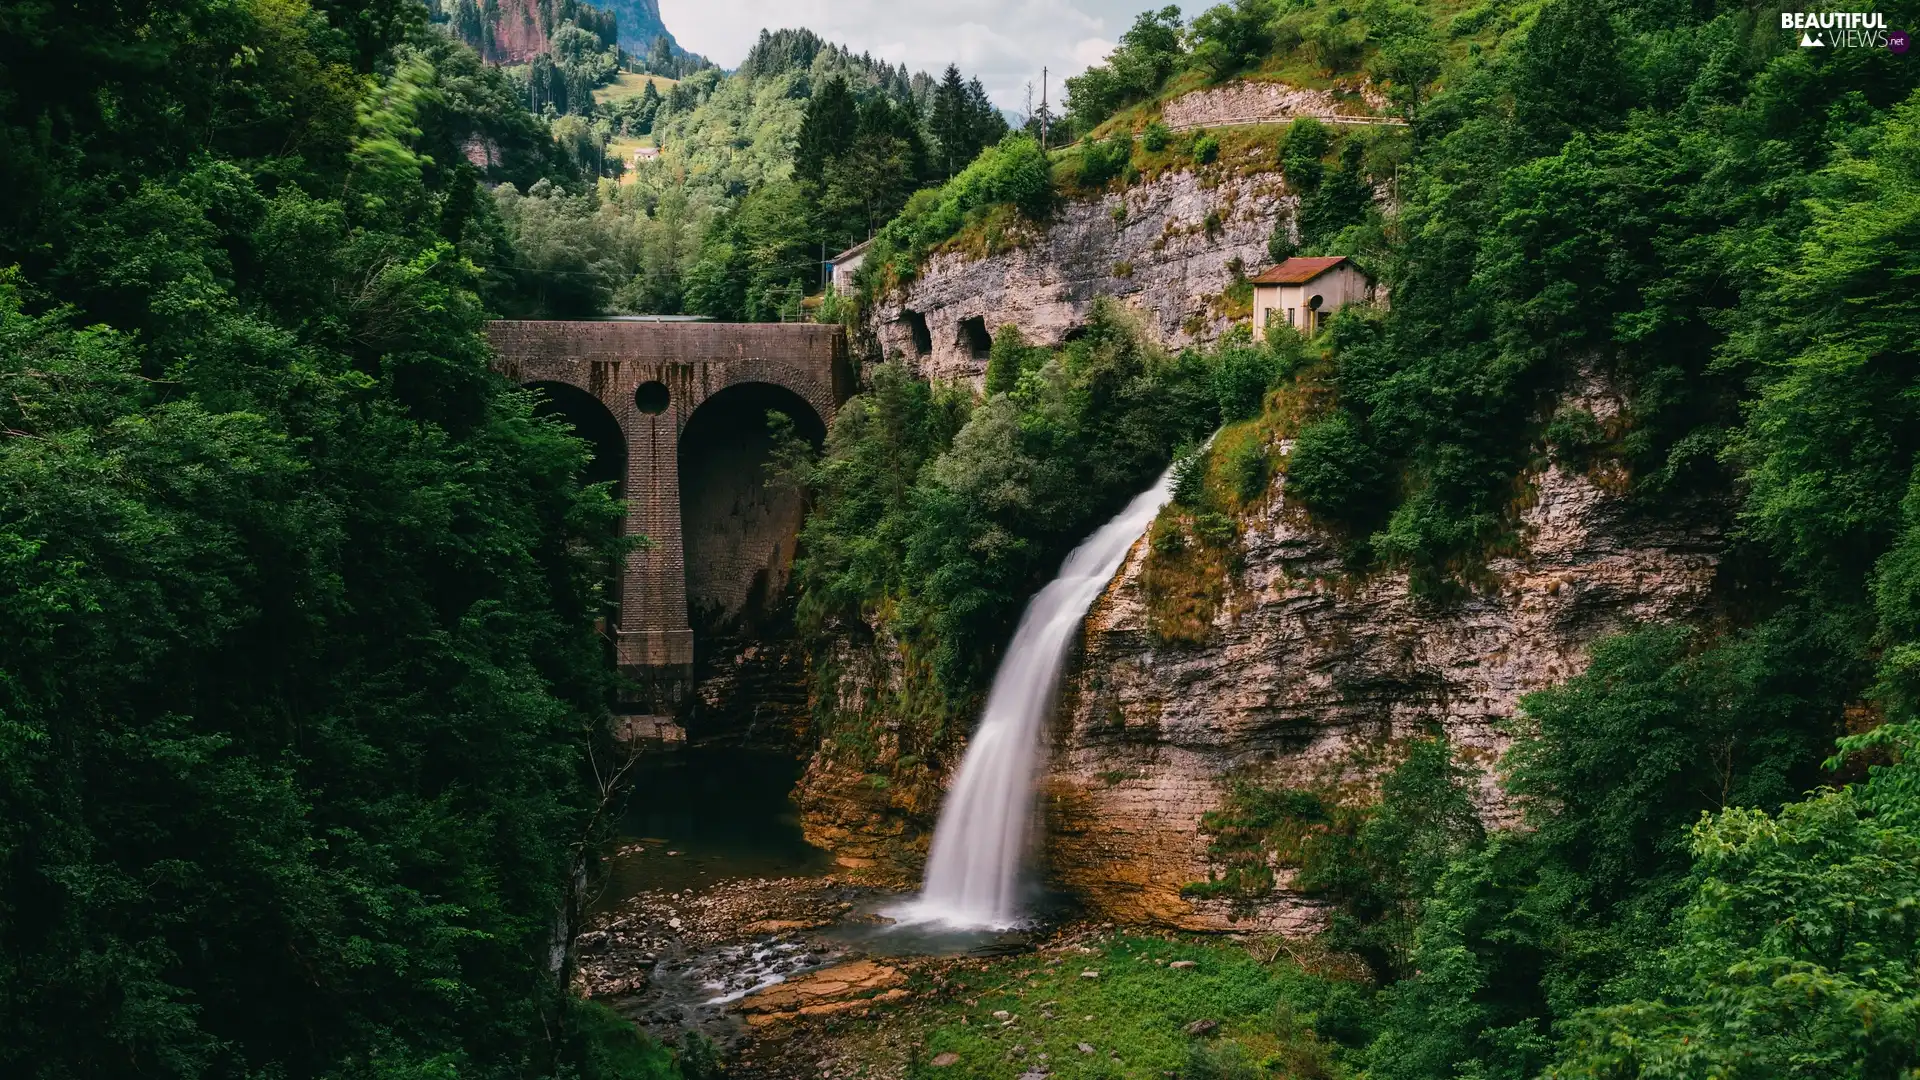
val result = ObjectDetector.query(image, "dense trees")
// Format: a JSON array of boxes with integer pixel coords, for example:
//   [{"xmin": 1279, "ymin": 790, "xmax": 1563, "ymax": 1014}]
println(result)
[
  {"xmin": 801, "ymin": 1, "xmax": 1920, "ymax": 1077},
  {"xmin": 795, "ymin": 77, "xmax": 932, "ymax": 252},
  {"xmin": 1149, "ymin": 1, "xmax": 1920, "ymax": 1077},
  {"xmin": 792, "ymin": 302, "xmax": 1225, "ymax": 757},
  {"xmin": 0, "ymin": 1, "xmax": 669, "ymax": 1076},
  {"xmin": 1065, "ymin": 6, "xmax": 1187, "ymax": 134},
  {"xmin": 929, "ymin": 65, "xmax": 1012, "ymax": 179},
  {"xmin": 479, "ymin": 22, "xmax": 1004, "ymax": 321}
]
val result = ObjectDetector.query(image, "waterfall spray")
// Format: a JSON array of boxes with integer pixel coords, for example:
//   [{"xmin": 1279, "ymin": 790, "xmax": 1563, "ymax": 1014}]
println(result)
[{"xmin": 888, "ymin": 456, "xmax": 1188, "ymax": 929}]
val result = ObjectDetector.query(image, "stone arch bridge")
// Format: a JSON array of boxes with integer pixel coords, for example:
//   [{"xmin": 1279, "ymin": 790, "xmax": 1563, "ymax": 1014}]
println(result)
[{"xmin": 487, "ymin": 320, "xmax": 852, "ymax": 709}]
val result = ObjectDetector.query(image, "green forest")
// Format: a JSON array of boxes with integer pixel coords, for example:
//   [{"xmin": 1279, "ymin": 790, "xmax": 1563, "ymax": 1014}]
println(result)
[
  {"xmin": 0, "ymin": 1, "xmax": 1011, "ymax": 1075},
  {"xmin": 781, "ymin": 0, "xmax": 1920, "ymax": 1076},
  {"xmin": 5, "ymin": 0, "xmax": 1920, "ymax": 1077}
]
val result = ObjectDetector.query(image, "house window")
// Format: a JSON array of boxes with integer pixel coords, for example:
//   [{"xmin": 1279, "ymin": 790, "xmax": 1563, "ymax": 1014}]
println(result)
[{"xmin": 1287, "ymin": 307, "xmax": 1296, "ymax": 326}]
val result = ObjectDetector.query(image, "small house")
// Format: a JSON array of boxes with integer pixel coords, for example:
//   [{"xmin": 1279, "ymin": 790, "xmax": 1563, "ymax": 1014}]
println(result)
[
  {"xmin": 826, "ymin": 238, "xmax": 872, "ymax": 296},
  {"xmin": 1250, "ymin": 256, "xmax": 1373, "ymax": 335},
  {"xmin": 632, "ymin": 146, "xmax": 661, "ymax": 165}
]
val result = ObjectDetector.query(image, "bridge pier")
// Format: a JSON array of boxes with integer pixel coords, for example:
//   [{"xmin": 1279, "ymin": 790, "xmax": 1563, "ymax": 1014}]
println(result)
[{"xmin": 487, "ymin": 321, "xmax": 851, "ymax": 716}]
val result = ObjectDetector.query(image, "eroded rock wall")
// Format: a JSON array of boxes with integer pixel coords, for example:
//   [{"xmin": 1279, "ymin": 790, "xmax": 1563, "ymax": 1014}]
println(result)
[
  {"xmin": 1160, "ymin": 80, "xmax": 1393, "ymax": 131},
  {"xmin": 870, "ymin": 166, "xmax": 1291, "ymax": 384},
  {"xmin": 1044, "ymin": 442, "xmax": 1723, "ymax": 930}
]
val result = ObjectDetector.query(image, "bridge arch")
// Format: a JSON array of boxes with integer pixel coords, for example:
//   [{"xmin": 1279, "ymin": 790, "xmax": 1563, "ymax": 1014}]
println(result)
[
  {"xmin": 487, "ymin": 320, "xmax": 852, "ymax": 711},
  {"xmin": 680, "ymin": 382, "xmax": 827, "ymax": 638},
  {"xmin": 527, "ymin": 380, "xmax": 626, "ymax": 492}
]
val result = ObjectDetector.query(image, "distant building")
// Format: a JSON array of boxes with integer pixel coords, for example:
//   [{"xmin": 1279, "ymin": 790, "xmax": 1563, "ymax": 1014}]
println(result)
[
  {"xmin": 632, "ymin": 146, "xmax": 661, "ymax": 165},
  {"xmin": 1250, "ymin": 256, "xmax": 1373, "ymax": 335},
  {"xmin": 826, "ymin": 238, "xmax": 872, "ymax": 296}
]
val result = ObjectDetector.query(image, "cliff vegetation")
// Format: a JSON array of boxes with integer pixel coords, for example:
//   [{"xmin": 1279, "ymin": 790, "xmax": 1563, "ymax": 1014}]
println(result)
[{"xmin": 805, "ymin": 0, "xmax": 1920, "ymax": 1075}]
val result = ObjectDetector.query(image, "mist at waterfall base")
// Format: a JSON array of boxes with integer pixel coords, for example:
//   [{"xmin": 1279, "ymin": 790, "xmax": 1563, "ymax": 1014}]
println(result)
[{"xmin": 882, "ymin": 457, "xmax": 1188, "ymax": 933}]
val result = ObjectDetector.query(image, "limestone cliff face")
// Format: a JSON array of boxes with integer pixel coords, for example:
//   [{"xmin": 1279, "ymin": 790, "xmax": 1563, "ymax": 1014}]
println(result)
[
  {"xmin": 1159, "ymin": 80, "xmax": 1393, "ymax": 131},
  {"xmin": 870, "ymin": 166, "xmax": 1291, "ymax": 383},
  {"xmin": 793, "ymin": 627, "xmax": 939, "ymax": 884},
  {"xmin": 1043, "ymin": 435, "xmax": 1723, "ymax": 931}
]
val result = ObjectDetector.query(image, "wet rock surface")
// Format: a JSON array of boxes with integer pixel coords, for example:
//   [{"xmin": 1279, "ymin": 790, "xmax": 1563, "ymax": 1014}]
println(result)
[
  {"xmin": 576, "ymin": 875, "xmax": 867, "ymax": 1048},
  {"xmin": 575, "ymin": 869, "xmax": 1142, "ymax": 1079}
]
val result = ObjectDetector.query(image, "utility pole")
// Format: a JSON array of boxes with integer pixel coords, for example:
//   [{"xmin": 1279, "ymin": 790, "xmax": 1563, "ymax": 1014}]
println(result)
[{"xmin": 1040, "ymin": 66, "xmax": 1049, "ymax": 150}]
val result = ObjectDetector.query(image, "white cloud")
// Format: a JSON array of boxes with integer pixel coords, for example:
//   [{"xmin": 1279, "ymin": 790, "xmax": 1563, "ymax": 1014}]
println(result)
[{"xmin": 657, "ymin": 0, "xmax": 1152, "ymax": 111}]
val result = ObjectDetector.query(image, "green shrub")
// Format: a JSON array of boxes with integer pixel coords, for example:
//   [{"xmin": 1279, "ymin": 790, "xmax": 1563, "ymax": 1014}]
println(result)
[
  {"xmin": 1226, "ymin": 439, "xmax": 1272, "ymax": 502},
  {"xmin": 1449, "ymin": 3, "xmax": 1496, "ymax": 36},
  {"xmin": 1543, "ymin": 405, "xmax": 1604, "ymax": 466},
  {"xmin": 1185, "ymin": 1039, "xmax": 1265, "ymax": 1080},
  {"xmin": 1143, "ymin": 119, "xmax": 1172, "ymax": 151},
  {"xmin": 984, "ymin": 323, "xmax": 1040, "ymax": 396},
  {"xmin": 1195, "ymin": 510, "xmax": 1238, "ymax": 546},
  {"xmin": 1194, "ymin": 132, "xmax": 1221, "ymax": 164},
  {"xmin": 1150, "ymin": 512, "xmax": 1189, "ymax": 556},
  {"xmin": 863, "ymin": 133, "xmax": 1053, "ymax": 288},
  {"xmin": 1284, "ymin": 411, "xmax": 1388, "ymax": 524},
  {"xmin": 1212, "ymin": 342, "xmax": 1277, "ymax": 421},
  {"xmin": 1281, "ymin": 117, "xmax": 1331, "ymax": 190},
  {"xmin": 1078, "ymin": 131, "xmax": 1134, "ymax": 187},
  {"xmin": 1173, "ymin": 446, "xmax": 1212, "ymax": 506}
]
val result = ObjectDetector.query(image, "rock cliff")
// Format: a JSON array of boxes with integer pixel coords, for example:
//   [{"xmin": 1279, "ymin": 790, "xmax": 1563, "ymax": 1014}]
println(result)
[
  {"xmin": 1043, "ymin": 427, "xmax": 1723, "ymax": 930},
  {"xmin": 1159, "ymin": 80, "xmax": 1394, "ymax": 131},
  {"xmin": 871, "ymin": 165, "xmax": 1291, "ymax": 384},
  {"xmin": 828, "ymin": 124, "xmax": 1721, "ymax": 933}
]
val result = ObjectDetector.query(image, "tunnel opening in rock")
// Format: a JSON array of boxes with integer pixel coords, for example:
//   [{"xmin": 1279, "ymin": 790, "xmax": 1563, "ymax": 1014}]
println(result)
[
  {"xmin": 679, "ymin": 383, "xmax": 827, "ymax": 641},
  {"xmin": 527, "ymin": 380, "xmax": 626, "ymax": 494},
  {"xmin": 959, "ymin": 315, "xmax": 992, "ymax": 360},
  {"xmin": 901, "ymin": 310, "xmax": 932, "ymax": 357}
]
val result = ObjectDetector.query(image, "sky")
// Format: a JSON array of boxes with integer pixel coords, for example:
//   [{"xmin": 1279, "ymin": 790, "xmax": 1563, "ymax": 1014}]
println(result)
[{"xmin": 657, "ymin": 0, "xmax": 1155, "ymax": 112}]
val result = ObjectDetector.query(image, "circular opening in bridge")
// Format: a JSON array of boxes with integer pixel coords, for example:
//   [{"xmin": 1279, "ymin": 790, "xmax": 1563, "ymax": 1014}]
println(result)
[{"xmin": 634, "ymin": 380, "xmax": 670, "ymax": 414}]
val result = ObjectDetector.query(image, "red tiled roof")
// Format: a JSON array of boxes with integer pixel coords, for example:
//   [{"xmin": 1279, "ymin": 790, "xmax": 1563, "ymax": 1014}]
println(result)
[{"xmin": 1248, "ymin": 256, "xmax": 1353, "ymax": 285}]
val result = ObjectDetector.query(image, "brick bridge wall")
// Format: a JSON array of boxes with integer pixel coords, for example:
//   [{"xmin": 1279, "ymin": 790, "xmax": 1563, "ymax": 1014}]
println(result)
[{"xmin": 487, "ymin": 321, "xmax": 852, "ymax": 702}]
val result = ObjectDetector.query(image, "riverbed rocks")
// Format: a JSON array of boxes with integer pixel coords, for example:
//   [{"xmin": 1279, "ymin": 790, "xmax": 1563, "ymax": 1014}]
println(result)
[
  {"xmin": 574, "ymin": 875, "xmax": 863, "ymax": 1007},
  {"xmin": 737, "ymin": 959, "xmax": 912, "ymax": 1027}
]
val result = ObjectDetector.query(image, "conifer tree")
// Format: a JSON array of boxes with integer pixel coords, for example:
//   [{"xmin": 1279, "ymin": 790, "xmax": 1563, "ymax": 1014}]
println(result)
[
  {"xmin": 795, "ymin": 75, "xmax": 859, "ymax": 186},
  {"xmin": 930, "ymin": 64, "xmax": 971, "ymax": 177}
]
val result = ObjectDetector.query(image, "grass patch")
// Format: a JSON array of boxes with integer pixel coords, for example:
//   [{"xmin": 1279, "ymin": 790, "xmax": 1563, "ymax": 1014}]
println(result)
[
  {"xmin": 940, "ymin": 202, "xmax": 1033, "ymax": 261},
  {"xmin": 592, "ymin": 70, "xmax": 676, "ymax": 106},
  {"xmin": 896, "ymin": 934, "xmax": 1364, "ymax": 1080},
  {"xmin": 1142, "ymin": 420, "xmax": 1277, "ymax": 646},
  {"xmin": 605, "ymin": 134, "xmax": 656, "ymax": 179}
]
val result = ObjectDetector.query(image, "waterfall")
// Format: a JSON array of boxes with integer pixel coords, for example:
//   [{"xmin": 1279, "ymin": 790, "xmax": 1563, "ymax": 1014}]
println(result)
[{"xmin": 889, "ymin": 458, "xmax": 1186, "ymax": 930}]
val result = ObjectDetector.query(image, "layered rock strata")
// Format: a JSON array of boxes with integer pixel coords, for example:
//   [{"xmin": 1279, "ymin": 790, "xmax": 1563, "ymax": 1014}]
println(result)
[{"xmin": 1044, "ymin": 447, "xmax": 1723, "ymax": 930}]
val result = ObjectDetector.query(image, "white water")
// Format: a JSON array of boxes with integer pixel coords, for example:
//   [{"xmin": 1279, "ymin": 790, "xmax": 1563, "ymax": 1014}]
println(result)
[{"xmin": 887, "ymin": 458, "xmax": 1187, "ymax": 930}]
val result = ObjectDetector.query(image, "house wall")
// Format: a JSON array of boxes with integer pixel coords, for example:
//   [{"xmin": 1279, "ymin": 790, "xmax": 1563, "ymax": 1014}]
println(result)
[
  {"xmin": 1252, "ymin": 264, "xmax": 1373, "ymax": 334},
  {"xmin": 831, "ymin": 253, "xmax": 865, "ymax": 295}
]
